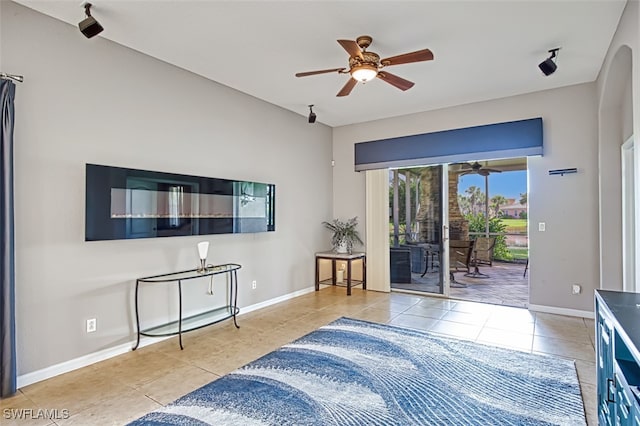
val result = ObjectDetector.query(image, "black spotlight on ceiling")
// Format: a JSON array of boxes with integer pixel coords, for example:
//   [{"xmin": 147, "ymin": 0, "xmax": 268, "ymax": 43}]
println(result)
[
  {"xmin": 78, "ymin": 2, "xmax": 104, "ymax": 39},
  {"xmin": 308, "ymin": 105, "xmax": 317, "ymax": 124},
  {"xmin": 538, "ymin": 48, "xmax": 560, "ymax": 76}
]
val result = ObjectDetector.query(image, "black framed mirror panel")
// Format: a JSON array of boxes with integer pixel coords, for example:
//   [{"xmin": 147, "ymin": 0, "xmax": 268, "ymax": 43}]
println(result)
[{"xmin": 85, "ymin": 164, "xmax": 275, "ymax": 241}]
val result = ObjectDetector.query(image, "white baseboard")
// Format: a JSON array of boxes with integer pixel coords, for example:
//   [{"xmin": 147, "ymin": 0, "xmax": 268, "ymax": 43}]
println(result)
[
  {"xmin": 528, "ymin": 304, "xmax": 594, "ymax": 319},
  {"xmin": 17, "ymin": 335, "xmax": 171, "ymax": 389},
  {"xmin": 17, "ymin": 285, "xmax": 316, "ymax": 389},
  {"xmin": 239, "ymin": 286, "xmax": 316, "ymax": 315}
]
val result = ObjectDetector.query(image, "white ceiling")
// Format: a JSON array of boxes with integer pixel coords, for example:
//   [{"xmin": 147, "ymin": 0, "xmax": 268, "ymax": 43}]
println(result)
[{"xmin": 14, "ymin": 0, "xmax": 627, "ymax": 127}]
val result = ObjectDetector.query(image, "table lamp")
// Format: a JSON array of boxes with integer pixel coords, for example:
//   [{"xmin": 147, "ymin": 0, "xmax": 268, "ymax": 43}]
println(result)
[{"xmin": 197, "ymin": 241, "xmax": 209, "ymax": 272}]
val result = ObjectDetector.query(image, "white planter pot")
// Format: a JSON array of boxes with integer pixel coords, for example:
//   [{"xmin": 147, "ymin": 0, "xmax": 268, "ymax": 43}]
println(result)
[{"xmin": 336, "ymin": 241, "xmax": 348, "ymax": 253}]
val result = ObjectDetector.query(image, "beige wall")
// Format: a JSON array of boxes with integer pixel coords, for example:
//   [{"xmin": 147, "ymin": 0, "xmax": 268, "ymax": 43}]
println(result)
[
  {"xmin": 333, "ymin": 82, "xmax": 600, "ymax": 313},
  {"xmin": 2, "ymin": 1, "xmax": 333, "ymax": 376}
]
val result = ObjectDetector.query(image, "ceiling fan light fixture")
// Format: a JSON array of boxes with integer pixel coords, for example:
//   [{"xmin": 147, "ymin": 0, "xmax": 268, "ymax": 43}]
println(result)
[
  {"xmin": 351, "ymin": 64, "xmax": 378, "ymax": 82},
  {"xmin": 295, "ymin": 35, "xmax": 432, "ymax": 96}
]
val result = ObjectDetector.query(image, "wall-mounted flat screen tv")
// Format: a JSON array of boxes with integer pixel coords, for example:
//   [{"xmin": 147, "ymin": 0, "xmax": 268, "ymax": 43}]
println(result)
[{"xmin": 85, "ymin": 164, "xmax": 275, "ymax": 241}]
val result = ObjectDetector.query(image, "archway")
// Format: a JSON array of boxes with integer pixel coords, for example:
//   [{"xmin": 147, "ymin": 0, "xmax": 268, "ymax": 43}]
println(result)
[{"xmin": 598, "ymin": 45, "xmax": 633, "ymax": 291}]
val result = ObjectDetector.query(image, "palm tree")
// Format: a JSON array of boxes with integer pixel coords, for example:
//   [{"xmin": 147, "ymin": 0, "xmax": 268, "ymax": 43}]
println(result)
[
  {"xmin": 491, "ymin": 195, "xmax": 507, "ymax": 218},
  {"xmin": 519, "ymin": 192, "xmax": 528, "ymax": 205},
  {"xmin": 458, "ymin": 194, "xmax": 471, "ymax": 216},
  {"xmin": 465, "ymin": 185, "xmax": 484, "ymax": 215}
]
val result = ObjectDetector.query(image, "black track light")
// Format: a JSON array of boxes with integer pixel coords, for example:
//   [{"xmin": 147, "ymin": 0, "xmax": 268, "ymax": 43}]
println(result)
[
  {"xmin": 79, "ymin": 3, "xmax": 104, "ymax": 39},
  {"xmin": 308, "ymin": 105, "xmax": 317, "ymax": 124},
  {"xmin": 538, "ymin": 48, "xmax": 560, "ymax": 76}
]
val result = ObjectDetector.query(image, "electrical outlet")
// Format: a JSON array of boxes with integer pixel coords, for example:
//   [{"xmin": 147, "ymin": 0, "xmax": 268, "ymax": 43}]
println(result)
[
  {"xmin": 538, "ymin": 222, "xmax": 546, "ymax": 232},
  {"xmin": 86, "ymin": 318, "xmax": 97, "ymax": 333},
  {"xmin": 572, "ymin": 284, "xmax": 581, "ymax": 295},
  {"xmin": 252, "ymin": 280, "xmax": 257, "ymax": 290}
]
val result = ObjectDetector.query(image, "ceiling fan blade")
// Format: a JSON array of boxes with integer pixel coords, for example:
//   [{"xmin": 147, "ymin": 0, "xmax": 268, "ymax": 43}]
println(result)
[
  {"xmin": 381, "ymin": 49, "xmax": 434, "ymax": 66},
  {"xmin": 483, "ymin": 168, "xmax": 503, "ymax": 173},
  {"xmin": 337, "ymin": 39, "xmax": 363, "ymax": 59},
  {"xmin": 295, "ymin": 68, "xmax": 346, "ymax": 77},
  {"xmin": 451, "ymin": 162, "xmax": 473, "ymax": 168},
  {"xmin": 337, "ymin": 78, "xmax": 357, "ymax": 97},
  {"xmin": 377, "ymin": 71, "xmax": 414, "ymax": 91}
]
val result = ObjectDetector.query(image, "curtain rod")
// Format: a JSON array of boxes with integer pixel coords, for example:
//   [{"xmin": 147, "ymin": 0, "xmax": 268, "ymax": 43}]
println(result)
[{"xmin": 0, "ymin": 73, "xmax": 24, "ymax": 83}]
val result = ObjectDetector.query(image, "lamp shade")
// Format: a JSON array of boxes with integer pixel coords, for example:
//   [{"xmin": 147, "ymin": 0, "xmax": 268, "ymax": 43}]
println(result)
[
  {"xmin": 197, "ymin": 241, "xmax": 209, "ymax": 260},
  {"xmin": 351, "ymin": 64, "xmax": 378, "ymax": 82}
]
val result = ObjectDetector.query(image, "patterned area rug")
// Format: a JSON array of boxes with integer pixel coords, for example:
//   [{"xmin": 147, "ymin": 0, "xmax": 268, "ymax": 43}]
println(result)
[{"xmin": 130, "ymin": 317, "xmax": 585, "ymax": 425}]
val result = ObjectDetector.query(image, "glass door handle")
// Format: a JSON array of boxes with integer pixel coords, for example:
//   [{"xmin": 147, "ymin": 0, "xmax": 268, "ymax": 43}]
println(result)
[{"xmin": 443, "ymin": 225, "xmax": 449, "ymax": 242}]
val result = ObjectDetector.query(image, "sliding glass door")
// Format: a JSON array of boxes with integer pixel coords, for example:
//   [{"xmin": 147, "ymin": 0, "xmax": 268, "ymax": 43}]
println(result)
[{"xmin": 389, "ymin": 164, "xmax": 449, "ymax": 295}]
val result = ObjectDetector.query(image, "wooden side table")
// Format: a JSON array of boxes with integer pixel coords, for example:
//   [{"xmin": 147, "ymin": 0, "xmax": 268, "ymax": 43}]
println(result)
[{"xmin": 315, "ymin": 251, "xmax": 366, "ymax": 296}]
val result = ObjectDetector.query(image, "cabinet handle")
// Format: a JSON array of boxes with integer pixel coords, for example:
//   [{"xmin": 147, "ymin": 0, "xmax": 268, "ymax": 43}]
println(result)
[{"xmin": 607, "ymin": 378, "xmax": 616, "ymax": 403}]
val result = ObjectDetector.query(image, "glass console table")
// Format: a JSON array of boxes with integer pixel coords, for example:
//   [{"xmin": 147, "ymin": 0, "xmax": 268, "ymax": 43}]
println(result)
[{"xmin": 133, "ymin": 263, "xmax": 241, "ymax": 350}]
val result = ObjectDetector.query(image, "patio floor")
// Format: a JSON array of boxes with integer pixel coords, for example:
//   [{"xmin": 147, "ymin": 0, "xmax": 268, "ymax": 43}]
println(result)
[{"xmin": 391, "ymin": 260, "xmax": 529, "ymax": 308}]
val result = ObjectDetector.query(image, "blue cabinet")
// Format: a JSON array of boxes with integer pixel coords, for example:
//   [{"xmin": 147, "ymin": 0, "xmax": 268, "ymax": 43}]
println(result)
[
  {"xmin": 597, "ymin": 306, "xmax": 615, "ymax": 425},
  {"xmin": 596, "ymin": 291, "xmax": 640, "ymax": 426}
]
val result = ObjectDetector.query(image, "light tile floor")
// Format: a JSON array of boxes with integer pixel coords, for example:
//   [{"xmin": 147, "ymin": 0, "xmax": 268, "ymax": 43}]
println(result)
[{"xmin": 1, "ymin": 287, "xmax": 597, "ymax": 425}]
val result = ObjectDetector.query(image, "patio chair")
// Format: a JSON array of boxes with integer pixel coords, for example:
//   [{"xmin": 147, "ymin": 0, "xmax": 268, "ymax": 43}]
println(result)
[
  {"xmin": 419, "ymin": 242, "xmax": 441, "ymax": 277},
  {"xmin": 472, "ymin": 236, "xmax": 496, "ymax": 267},
  {"xmin": 466, "ymin": 236, "xmax": 496, "ymax": 278},
  {"xmin": 449, "ymin": 240, "xmax": 475, "ymax": 284}
]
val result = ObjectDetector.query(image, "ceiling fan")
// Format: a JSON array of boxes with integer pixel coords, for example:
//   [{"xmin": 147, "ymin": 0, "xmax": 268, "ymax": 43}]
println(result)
[
  {"xmin": 456, "ymin": 161, "xmax": 503, "ymax": 177},
  {"xmin": 295, "ymin": 35, "xmax": 433, "ymax": 97}
]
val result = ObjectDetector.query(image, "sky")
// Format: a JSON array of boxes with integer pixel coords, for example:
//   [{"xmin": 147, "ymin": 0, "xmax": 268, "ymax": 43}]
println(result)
[{"xmin": 458, "ymin": 170, "xmax": 527, "ymax": 201}]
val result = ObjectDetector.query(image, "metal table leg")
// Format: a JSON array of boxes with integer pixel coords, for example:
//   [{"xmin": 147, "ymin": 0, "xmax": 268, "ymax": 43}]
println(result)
[
  {"xmin": 133, "ymin": 280, "xmax": 141, "ymax": 350},
  {"xmin": 421, "ymin": 251, "xmax": 430, "ymax": 277},
  {"xmin": 347, "ymin": 259, "xmax": 352, "ymax": 296},
  {"xmin": 178, "ymin": 279, "xmax": 183, "ymax": 350},
  {"xmin": 231, "ymin": 270, "xmax": 240, "ymax": 329}
]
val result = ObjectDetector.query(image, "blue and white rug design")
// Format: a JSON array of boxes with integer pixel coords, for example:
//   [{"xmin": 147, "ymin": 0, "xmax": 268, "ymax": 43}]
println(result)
[{"xmin": 130, "ymin": 317, "xmax": 586, "ymax": 425}]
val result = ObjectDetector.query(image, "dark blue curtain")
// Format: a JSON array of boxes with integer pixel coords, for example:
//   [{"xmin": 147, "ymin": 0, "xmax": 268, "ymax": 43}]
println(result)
[{"xmin": 1, "ymin": 79, "xmax": 16, "ymax": 397}]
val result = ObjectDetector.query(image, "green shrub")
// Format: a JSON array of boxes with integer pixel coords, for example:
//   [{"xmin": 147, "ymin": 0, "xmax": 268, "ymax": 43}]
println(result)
[{"xmin": 465, "ymin": 213, "xmax": 512, "ymax": 260}]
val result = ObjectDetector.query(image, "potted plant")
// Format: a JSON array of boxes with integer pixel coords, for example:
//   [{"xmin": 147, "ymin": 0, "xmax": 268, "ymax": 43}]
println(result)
[{"xmin": 322, "ymin": 217, "xmax": 363, "ymax": 254}]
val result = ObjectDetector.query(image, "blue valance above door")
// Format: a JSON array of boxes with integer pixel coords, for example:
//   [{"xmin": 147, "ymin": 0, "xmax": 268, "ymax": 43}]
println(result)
[{"xmin": 354, "ymin": 117, "xmax": 543, "ymax": 171}]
